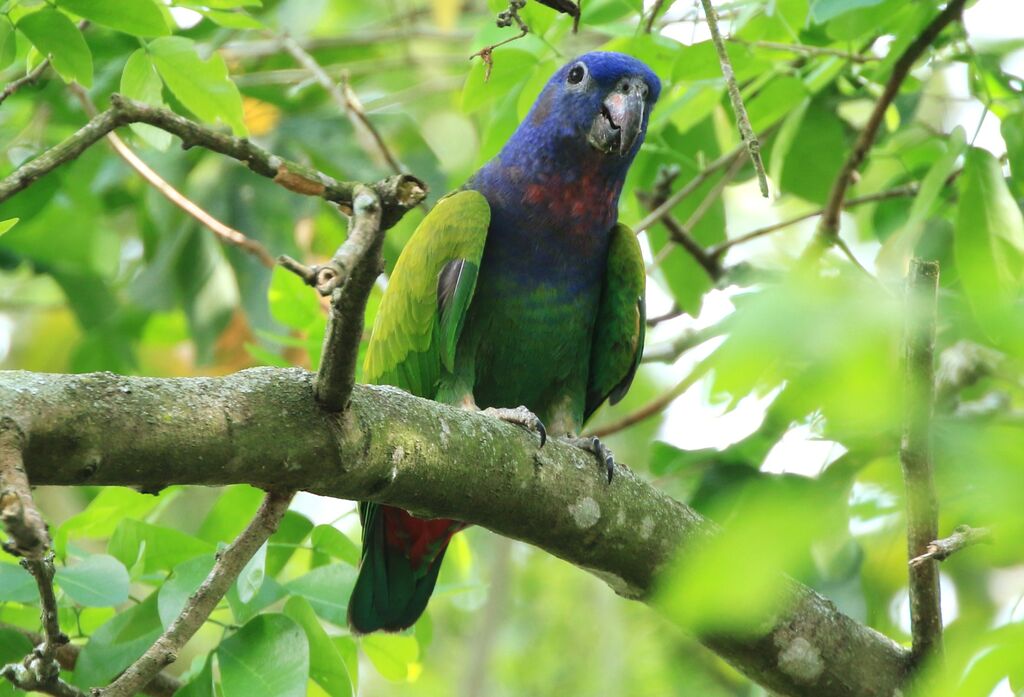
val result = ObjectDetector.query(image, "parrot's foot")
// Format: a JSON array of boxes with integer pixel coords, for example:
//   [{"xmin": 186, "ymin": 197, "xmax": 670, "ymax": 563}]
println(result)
[
  {"xmin": 560, "ymin": 436, "xmax": 616, "ymax": 483},
  {"xmin": 483, "ymin": 406, "xmax": 547, "ymax": 447}
]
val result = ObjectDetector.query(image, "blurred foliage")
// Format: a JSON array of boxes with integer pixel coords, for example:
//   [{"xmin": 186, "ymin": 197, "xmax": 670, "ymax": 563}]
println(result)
[{"xmin": 1, "ymin": 0, "xmax": 1023, "ymax": 695}]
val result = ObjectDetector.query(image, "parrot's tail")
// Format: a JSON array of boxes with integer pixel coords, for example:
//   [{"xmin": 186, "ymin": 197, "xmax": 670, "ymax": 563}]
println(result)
[{"xmin": 348, "ymin": 504, "xmax": 463, "ymax": 634}]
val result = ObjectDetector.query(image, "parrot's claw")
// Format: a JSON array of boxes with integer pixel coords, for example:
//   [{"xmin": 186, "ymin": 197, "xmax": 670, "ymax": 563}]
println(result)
[
  {"xmin": 483, "ymin": 406, "xmax": 547, "ymax": 448},
  {"xmin": 560, "ymin": 435, "xmax": 616, "ymax": 483}
]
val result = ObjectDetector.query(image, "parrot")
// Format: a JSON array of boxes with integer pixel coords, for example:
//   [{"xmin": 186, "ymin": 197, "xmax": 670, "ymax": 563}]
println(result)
[{"xmin": 347, "ymin": 51, "xmax": 660, "ymax": 634}]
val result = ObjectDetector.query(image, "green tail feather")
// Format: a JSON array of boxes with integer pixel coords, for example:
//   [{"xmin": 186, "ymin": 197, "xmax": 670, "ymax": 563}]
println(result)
[{"xmin": 347, "ymin": 503, "xmax": 448, "ymax": 634}]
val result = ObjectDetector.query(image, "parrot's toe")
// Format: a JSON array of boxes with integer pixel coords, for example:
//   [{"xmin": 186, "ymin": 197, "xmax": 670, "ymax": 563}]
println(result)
[
  {"xmin": 560, "ymin": 435, "xmax": 616, "ymax": 482},
  {"xmin": 483, "ymin": 406, "xmax": 547, "ymax": 447}
]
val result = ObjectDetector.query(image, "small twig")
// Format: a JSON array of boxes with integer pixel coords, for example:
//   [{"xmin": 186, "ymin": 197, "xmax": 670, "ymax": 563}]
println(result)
[
  {"xmin": 909, "ymin": 525, "xmax": 992, "ymax": 568},
  {"xmin": 699, "ymin": 0, "xmax": 769, "ymax": 198},
  {"xmin": 642, "ymin": 322, "xmax": 725, "ymax": 363},
  {"xmin": 0, "ymin": 57, "xmax": 51, "ymax": 107},
  {"xmin": 586, "ymin": 362, "xmax": 710, "ymax": 437},
  {"xmin": 708, "ymin": 184, "xmax": 919, "ymax": 261},
  {"xmin": 646, "ymin": 305, "xmax": 684, "ymax": 327},
  {"xmin": 96, "ymin": 490, "xmax": 295, "ymax": 697},
  {"xmin": 221, "ymin": 28, "xmax": 471, "ymax": 60},
  {"xmin": 279, "ymin": 36, "xmax": 407, "ymax": 178},
  {"xmin": 727, "ymin": 38, "xmax": 876, "ymax": 63},
  {"xmin": 313, "ymin": 186, "xmax": 384, "ymax": 412},
  {"xmin": 644, "ymin": 0, "xmax": 668, "ymax": 33},
  {"xmin": 0, "ymin": 419, "xmax": 83, "ymax": 697},
  {"xmin": 643, "ymin": 155, "xmax": 744, "ymax": 279},
  {"xmin": 2, "ymin": 622, "xmax": 182, "ymax": 696},
  {"xmin": 900, "ymin": 258, "xmax": 943, "ymax": 668},
  {"xmin": 633, "ymin": 142, "xmax": 748, "ymax": 235},
  {"xmin": 470, "ymin": 0, "xmax": 529, "ymax": 81},
  {"xmin": 69, "ymin": 85, "xmax": 276, "ymax": 268},
  {"xmin": 0, "ymin": 94, "xmax": 426, "ymax": 227},
  {"xmin": 804, "ymin": 0, "xmax": 968, "ymax": 259}
]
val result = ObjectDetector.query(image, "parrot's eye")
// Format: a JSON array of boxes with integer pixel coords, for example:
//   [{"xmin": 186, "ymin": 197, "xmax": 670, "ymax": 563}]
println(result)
[{"xmin": 567, "ymin": 63, "xmax": 587, "ymax": 85}]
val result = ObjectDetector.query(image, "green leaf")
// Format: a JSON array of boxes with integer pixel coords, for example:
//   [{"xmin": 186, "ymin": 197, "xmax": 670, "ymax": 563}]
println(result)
[
  {"xmin": 57, "ymin": 0, "xmax": 168, "ymax": 36},
  {"xmin": 810, "ymin": 0, "xmax": 886, "ymax": 23},
  {"xmin": 17, "ymin": 8, "xmax": 93, "ymax": 87},
  {"xmin": 55, "ymin": 487, "xmax": 172, "ymax": 556},
  {"xmin": 227, "ymin": 575, "xmax": 286, "ymax": 625},
  {"xmin": 0, "ymin": 562, "xmax": 39, "ymax": 603},
  {"xmin": 955, "ymin": 147, "xmax": 1024, "ymax": 342},
  {"xmin": 199, "ymin": 9, "xmax": 264, "ymax": 29},
  {"xmin": 148, "ymin": 36, "xmax": 246, "ymax": 135},
  {"xmin": 461, "ymin": 48, "xmax": 536, "ymax": 113},
  {"xmin": 236, "ymin": 541, "xmax": 267, "ymax": 604},
  {"xmin": 360, "ymin": 634, "xmax": 419, "ymax": 682},
  {"xmin": 120, "ymin": 49, "xmax": 171, "ymax": 151},
  {"xmin": 877, "ymin": 128, "xmax": 966, "ymax": 275},
  {"xmin": 1003, "ymin": 111, "xmax": 1024, "ymax": 197},
  {"xmin": 285, "ymin": 563, "xmax": 357, "ymax": 626},
  {"xmin": 73, "ymin": 594, "xmax": 162, "ymax": 688},
  {"xmin": 158, "ymin": 555, "xmax": 215, "ymax": 629},
  {"xmin": 176, "ymin": 0, "xmax": 262, "ymax": 7},
  {"xmin": 56, "ymin": 555, "xmax": 129, "ymax": 607},
  {"xmin": 218, "ymin": 614, "xmax": 309, "ymax": 697},
  {"xmin": 0, "ymin": 219, "xmax": 18, "ymax": 236},
  {"xmin": 198, "ymin": 485, "xmax": 265, "ymax": 544},
  {"xmin": 174, "ymin": 653, "xmax": 215, "ymax": 697},
  {"xmin": 310, "ymin": 525, "xmax": 360, "ymax": 567},
  {"xmin": 779, "ymin": 100, "xmax": 847, "ymax": 204},
  {"xmin": 267, "ymin": 510, "xmax": 313, "ymax": 577},
  {"xmin": 108, "ymin": 519, "xmax": 215, "ymax": 574},
  {"xmin": 269, "ymin": 264, "xmax": 320, "ymax": 330},
  {"xmin": 0, "ymin": 19, "xmax": 16, "ymax": 70},
  {"xmin": 284, "ymin": 596, "xmax": 354, "ymax": 697},
  {"xmin": 746, "ymin": 76, "xmax": 807, "ymax": 134}
]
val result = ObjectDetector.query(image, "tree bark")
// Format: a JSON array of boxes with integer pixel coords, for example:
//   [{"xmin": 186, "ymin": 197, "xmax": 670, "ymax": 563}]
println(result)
[{"xmin": 1, "ymin": 368, "xmax": 909, "ymax": 697}]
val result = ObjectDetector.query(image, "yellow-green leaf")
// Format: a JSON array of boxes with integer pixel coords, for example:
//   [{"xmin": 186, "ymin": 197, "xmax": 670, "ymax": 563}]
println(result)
[
  {"xmin": 120, "ymin": 49, "xmax": 171, "ymax": 150},
  {"xmin": 17, "ymin": 8, "xmax": 93, "ymax": 87},
  {"xmin": 57, "ymin": 0, "xmax": 168, "ymax": 37},
  {"xmin": 955, "ymin": 146, "xmax": 1024, "ymax": 342},
  {"xmin": 149, "ymin": 36, "xmax": 246, "ymax": 135}
]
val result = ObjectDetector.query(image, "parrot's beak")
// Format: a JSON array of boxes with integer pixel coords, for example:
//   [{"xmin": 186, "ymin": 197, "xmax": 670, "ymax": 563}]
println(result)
[{"xmin": 588, "ymin": 77, "xmax": 647, "ymax": 156}]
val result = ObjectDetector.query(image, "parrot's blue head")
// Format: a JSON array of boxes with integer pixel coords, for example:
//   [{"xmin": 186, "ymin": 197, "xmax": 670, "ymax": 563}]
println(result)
[{"xmin": 525, "ymin": 51, "xmax": 661, "ymax": 161}]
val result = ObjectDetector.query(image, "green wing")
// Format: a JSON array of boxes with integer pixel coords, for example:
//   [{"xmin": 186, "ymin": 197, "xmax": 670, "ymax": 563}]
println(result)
[
  {"xmin": 585, "ymin": 223, "xmax": 646, "ymax": 421},
  {"xmin": 363, "ymin": 190, "xmax": 490, "ymax": 399}
]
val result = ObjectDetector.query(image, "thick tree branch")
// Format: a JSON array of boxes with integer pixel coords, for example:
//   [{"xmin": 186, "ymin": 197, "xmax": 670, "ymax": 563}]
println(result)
[
  {"xmin": 804, "ymin": 0, "xmax": 967, "ymax": 259},
  {"xmin": 313, "ymin": 186, "xmax": 384, "ymax": 411},
  {"xmin": 699, "ymin": 0, "xmax": 769, "ymax": 198},
  {"xmin": 1, "ymin": 367, "xmax": 909, "ymax": 697},
  {"xmin": 901, "ymin": 258, "xmax": 942, "ymax": 668},
  {"xmin": 97, "ymin": 490, "xmax": 293, "ymax": 697},
  {"xmin": 0, "ymin": 95, "xmax": 426, "ymax": 228}
]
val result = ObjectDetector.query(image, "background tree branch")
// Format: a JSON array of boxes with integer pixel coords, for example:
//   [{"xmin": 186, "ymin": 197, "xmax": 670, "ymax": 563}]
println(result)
[
  {"xmin": 0, "ymin": 94, "xmax": 426, "ymax": 222},
  {"xmin": 0, "ymin": 368, "xmax": 909, "ymax": 697}
]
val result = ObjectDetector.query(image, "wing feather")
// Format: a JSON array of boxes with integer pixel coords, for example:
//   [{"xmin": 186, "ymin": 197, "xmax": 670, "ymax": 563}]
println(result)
[
  {"xmin": 363, "ymin": 190, "xmax": 490, "ymax": 399},
  {"xmin": 585, "ymin": 223, "xmax": 646, "ymax": 421}
]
